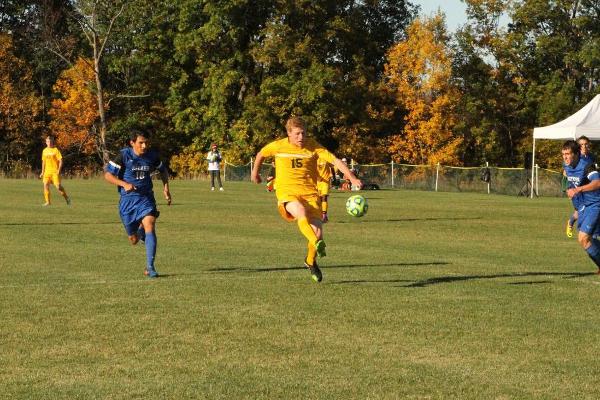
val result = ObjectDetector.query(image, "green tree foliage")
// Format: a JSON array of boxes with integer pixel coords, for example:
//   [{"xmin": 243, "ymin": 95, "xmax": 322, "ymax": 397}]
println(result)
[
  {"xmin": 3, "ymin": 0, "xmax": 599, "ymax": 174},
  {"xmin": 168, "ymin": 0, "xmax": 416, "ymax": 165},
  {"xmin": 455, "ymin": 0, "xmax": 600, "ymax": 168},
  {"xmin": 99, "ymin": 0, "xmax": 181, "ymax": 157}
]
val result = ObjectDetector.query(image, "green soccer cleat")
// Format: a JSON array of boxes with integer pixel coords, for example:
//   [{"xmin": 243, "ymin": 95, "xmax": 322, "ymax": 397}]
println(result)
[
  {"xmin": 566, "ymin": 220, "xmax": 573, "ymax": 238},
  {"xmin": 304, "ymin": 259, "xmax": 323, "ymax": 283},
  {"xmin": 315, "ymin": 239, "xmax": 326, "ymax": 258}
]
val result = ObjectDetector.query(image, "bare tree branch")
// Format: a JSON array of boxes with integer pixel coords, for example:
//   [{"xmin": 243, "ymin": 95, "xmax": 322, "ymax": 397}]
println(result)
[
  {"xmin": 45, "ymin": 44, "xmax": 96, "ymax": 80},
  {"xmin": 75, "ymin": 16, "xmax": 94, "ymax": 47},
  {"xmin": 98, "ymin": 4, "xmax": 125, "ymax": 60},
  {"xmin": 44, "ymin": 45, "xmax": 74, "ymax": 69},
  {"xmin": 106, "ymin": 93, "xmax": 150, "ymax": 107}
]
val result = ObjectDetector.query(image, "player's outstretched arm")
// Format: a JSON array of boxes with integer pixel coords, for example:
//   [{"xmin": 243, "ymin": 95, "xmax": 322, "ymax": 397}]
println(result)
[
  {"xmin": 251, "ymin": 152, "xmax": 265, "ymax": 184},
  {"xmin": 568, "ymin": 178, "xmax": 600, "ymax": 199},
  {"xmin": 333, "ymin": 158, "xmax": 362, "ymax": 189},
  {"xmin": 104, "ymin": 171, "xmax": 135, "ymax": 192},
  {"xmin": 159, "ymin": 169, "xmax": 171, "ymax": 205}
]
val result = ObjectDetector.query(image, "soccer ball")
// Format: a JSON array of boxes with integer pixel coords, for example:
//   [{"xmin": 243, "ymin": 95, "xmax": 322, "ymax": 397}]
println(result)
[{"xmin": 346, "ymin": 195, "xmax": 368, "ymax": 217}]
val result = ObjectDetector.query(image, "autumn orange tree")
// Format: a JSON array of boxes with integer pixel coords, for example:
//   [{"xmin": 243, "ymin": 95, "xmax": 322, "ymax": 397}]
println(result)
[
  {"xmin": 0, "ymin": 34, "xmax": 43, "ymax": 172},
  {"xmin": 385, "ymin": 14, "xmax": 462, "ymax": 165},
  {"xmin": 48, "ymin": 57, "xmax": 100, "ymax": 156}
]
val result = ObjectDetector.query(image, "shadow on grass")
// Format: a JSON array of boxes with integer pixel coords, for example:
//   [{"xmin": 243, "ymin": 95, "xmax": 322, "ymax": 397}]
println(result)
[
  {"xmin": 334, "ymin": 217, "xmax": 482, "ymax": 223},
  {"xmin": 402, "ymin": 271, "xmax": 596, "ymax": 288},
  {"xmin": 0, "ymin": 221, "xmax": 117, "ymax": 226},
  {"xmin": 152, "ymin": 274, "xmax": 176, "ymax": 279},
  {"xmin": 208, "ymin": 261, "xmax": 449, "ymax": 274}
]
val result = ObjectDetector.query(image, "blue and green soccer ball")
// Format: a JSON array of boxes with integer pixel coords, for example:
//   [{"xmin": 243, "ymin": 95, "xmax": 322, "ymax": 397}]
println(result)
[{"xmin": 345, "ymin": 195, "xmax": 368, "ymax": 217}]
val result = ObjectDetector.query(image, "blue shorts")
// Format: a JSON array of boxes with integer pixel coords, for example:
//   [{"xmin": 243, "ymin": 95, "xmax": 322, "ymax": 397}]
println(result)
[
  {"xmin": 577, "ymin": 205, "xmax": 600, "ymax": 236},
  {"xmin": 119, "ymin": 194, "xmax": 158, "ymax": 235}
]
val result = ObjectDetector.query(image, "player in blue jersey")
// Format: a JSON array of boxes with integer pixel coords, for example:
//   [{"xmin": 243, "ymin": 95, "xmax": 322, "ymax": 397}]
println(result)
[
  {"xmin": 563, "ymin": 140, "xmax": 600, "ymax": 273},
  {"xmin": 566, "ymin": 136, "xmax": 595, "ymax": 238},
  {"xmin": 104, "ymin": 129, "xmax": 172, "ymax": 278}
]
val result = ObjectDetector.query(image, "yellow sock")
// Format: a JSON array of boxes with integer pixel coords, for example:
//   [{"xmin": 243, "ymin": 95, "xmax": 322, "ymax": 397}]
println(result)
[
  {"xmin": 297, "ymin": 217, "xmax": 318, "ymax": 246},
  {"xmin": 321, "ymin": 197, "xmax": 328, "ymax": 214},
  {"xmin": 44, "ymin": 190, "xmax": 50, "ymax": 203},
  {"xmin": 306, "ymin": 242, "xmax": 317, "ymax": 266}
]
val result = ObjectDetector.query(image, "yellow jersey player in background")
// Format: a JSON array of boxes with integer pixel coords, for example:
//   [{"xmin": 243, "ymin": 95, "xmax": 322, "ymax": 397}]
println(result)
[
  {"xmin": 40, "ymin": 135, "xmax": 71, "ymax": 206},
  {"xmin": 251, "ymin": 116, "xmax": 361, "ymax": 282},
  {"xmin": 317, "ymin": 160, "xmax": 335, "ymax": 223}
]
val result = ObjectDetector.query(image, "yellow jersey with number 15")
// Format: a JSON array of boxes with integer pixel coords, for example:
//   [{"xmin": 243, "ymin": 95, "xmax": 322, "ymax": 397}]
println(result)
[
  {"xmin": 42, "ymin": 147, "xmax": 63, "ymax": 175},
  {"xmin": 259, "ymin": 138, "xmax": 336, "ymax": 198}
]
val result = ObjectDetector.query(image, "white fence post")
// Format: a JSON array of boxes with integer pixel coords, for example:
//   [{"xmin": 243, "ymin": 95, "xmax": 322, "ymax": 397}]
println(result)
[
  {"xmin": 435, "ymin": 163, "xmax": 440, "ymax": 192},
  {"xmin": 486, "ymin": 161, "xmax": 490, "ymax": 194},
  {"xmin": 391, "ymin": 161, "xmax": 394, "ymax": 188},
  {"xmin": 535, "ymin": 164, "xmax": 539, "ymax": 196}
]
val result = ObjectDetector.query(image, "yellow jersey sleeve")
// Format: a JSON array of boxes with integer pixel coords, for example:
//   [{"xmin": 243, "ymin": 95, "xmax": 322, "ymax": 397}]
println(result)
[{"xmin": 317, "ymin": 160, "xmax": 334, "ymax": 182}]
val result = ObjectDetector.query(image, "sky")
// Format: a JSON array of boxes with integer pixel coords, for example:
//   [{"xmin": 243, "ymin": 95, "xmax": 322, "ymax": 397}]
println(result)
[{"xmin": 412, "ymin": 0, "xmax": 469, "ymax": 31}]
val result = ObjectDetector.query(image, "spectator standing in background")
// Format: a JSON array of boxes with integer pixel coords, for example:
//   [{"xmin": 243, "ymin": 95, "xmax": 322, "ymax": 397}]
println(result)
[{"xmin": 206, "ymin": 143, "xmax": 224, "ymax": 191}]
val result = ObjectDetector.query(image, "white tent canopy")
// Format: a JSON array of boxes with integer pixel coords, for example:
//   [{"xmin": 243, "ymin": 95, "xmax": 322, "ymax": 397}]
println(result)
[{"xmin": 530, "ymin": 94, "xmax": 600, "ymax": 197}]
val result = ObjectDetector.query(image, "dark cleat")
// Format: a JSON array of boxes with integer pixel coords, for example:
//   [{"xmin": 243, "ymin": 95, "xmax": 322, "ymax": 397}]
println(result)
[{"xmin": 304, "ymin": 259, "xmax": 323, "ymax": 283}]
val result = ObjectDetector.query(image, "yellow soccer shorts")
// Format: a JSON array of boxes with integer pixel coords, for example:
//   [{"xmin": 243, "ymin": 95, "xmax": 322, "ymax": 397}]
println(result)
[
  {"xmin": 277, "ymin": 193, "xmax": 322, "ymax": 222},
  {"xmin": 43, "ymin": 173, "xmax": 61, "ymax": 186},
  {"xmin": 317, "ymin": 181, "xmax": 330, "ymax": 197}
]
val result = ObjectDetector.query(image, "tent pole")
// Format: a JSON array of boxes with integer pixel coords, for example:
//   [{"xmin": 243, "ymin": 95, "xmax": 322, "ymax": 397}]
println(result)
[{"xmin": 530, "ymin": 139, "xmax": 536, "ymax": 198}]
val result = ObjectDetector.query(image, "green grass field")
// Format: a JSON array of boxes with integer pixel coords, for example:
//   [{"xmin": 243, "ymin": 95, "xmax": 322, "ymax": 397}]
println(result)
[{"xmin": 1, "ymin": 179, "xmax": 599, "ymax": 399}]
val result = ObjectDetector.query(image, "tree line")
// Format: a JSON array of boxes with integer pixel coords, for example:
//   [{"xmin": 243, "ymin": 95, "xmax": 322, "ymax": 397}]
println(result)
[{"xmin": 1, "ymin": 0, "xmax": 598, "ymax": 176}]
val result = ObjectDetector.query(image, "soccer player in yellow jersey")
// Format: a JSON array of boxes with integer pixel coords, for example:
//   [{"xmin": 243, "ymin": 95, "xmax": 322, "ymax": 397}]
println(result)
[
  {"xmin": 317, "ymin": 160, "xmax": 335, "ymax": 223},
  {"xmin": 251, "ymin": 117, "xmax": 362, "ymax": 282},
  {"xmin": 40, "ymin": 135, "xmax": 70, "ymax": 206}
]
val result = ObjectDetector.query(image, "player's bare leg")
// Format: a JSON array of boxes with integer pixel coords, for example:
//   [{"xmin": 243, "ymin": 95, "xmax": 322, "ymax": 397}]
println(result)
[
  {"xmin": 42, "ymin": 181, "xmax": 51, "ymax": 205},
  {"xmin": 285, "ymin": 201, "xmax": 323, "ymax": 249},
  {"xmin": 56, "ymin": 184, "xmax": 70, "ymax": 205},
  {"xmin": 579, "ymin": 231, "xmax": 600, "ymax": 274},
  {"xmin": 128, "ymin": 233, "xmax": 140, "ymax": 245}
]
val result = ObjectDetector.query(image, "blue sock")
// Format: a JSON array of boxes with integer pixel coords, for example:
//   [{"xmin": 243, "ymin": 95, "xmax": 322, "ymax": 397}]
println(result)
[
  {"xmin": 145, "ymin": 232, "xmax": 157, "ymax": 270},
  {"xmin": 137, "ymin": 226, "xmax": 146, "ymax": 242},
  {"xmin": 569, "ymin": 215, "xmax": 577, "ymax": 227},
  {"xmin": 585, "ymin": 240, "xmax": 600, "ymax": 268}
]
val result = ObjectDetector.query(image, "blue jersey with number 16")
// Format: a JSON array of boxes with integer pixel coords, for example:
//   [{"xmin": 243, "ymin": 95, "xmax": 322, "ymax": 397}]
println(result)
[{"xmin": 105, "ymin": 147, "xmax": 166, "ymax": 196}]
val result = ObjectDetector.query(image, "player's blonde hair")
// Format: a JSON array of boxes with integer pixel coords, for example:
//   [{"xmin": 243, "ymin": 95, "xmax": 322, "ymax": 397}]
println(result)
[{"xmin": 285, "ymin": 116, "xmax": 306, "ymax": 132}]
